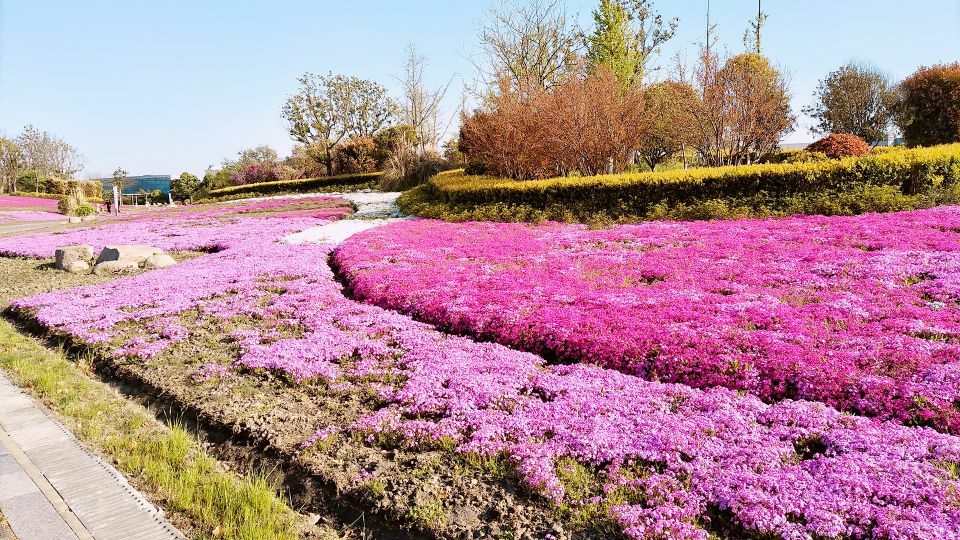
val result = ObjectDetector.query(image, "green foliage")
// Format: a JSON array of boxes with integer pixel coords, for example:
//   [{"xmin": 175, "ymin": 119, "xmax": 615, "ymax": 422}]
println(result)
[
  {"xmin": 75, "ymin": 203, "xmax": 94, "ymax": 217},
  {"xmin": 204, "ymin": 172, "xmax": 381, "ymax": 200},
  {"xmin": 895, "ymin": 62, "xmax": 960, "ymax": 147},
  {"xmin": 803, "ymin": 62, "xmax": 895, "ymax": 144},
  {"xmin": 171, "ymin": 172, "xmax": 201, "ymax": 202},
  {"xmin": 401, "ymin": 144, "xmax": 960, "ymax": 223},
  {"xmin": 584, "ymin": 0, "xmax": 678, "ymax": 87}
]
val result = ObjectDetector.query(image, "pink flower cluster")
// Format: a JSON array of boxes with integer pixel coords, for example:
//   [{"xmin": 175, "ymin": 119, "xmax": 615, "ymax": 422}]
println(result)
[
  {"xmin": 0, "ymin": 196, "xmax": 352, "ymax": 258},
  {"xmin": 9, "ymin": 202, "xmax": 960, "ymax": 538},
  {"xmin": 0, "ymin": 210, "xmax": 65, "ymax": 223},
  {"xmin": 333, "ymin": 210, "xmax": 960, "ymax": 433},
  {"xmin": 0, "ymin": 195, "xmax": 59, "ymax": 211}
]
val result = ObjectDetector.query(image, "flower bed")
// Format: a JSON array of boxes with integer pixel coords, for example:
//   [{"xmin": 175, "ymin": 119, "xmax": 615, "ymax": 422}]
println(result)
[
  {"xmin": 0, "ymin": 196, "xmax": 352, "ymax": 258},
  {"xmin": 334, "ymin": 208, "xmax": 960, "ymax": 433},
  {"xmin": 8, "ymin": 203, "xmax": 960, "ymax": 538},
  {"xmin": 0, "ymin": 195, "xmax": 60, "ymax": 211},
  {"xmin": 0, "ymin": 210, "xmax": 65, "ymax": 223}
]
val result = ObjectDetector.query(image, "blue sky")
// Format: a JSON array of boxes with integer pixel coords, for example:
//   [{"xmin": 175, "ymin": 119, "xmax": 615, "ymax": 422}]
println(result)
[{"xmin": 1, "ymin": 1, "xmax": 958, "ymax": 178}]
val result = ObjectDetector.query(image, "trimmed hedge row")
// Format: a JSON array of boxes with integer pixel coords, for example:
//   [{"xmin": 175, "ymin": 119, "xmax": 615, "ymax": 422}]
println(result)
[
  {"xmin": 401, "ymin": 144, "xmax": 960, "ymax": 223},
  {"xmin": 205, "ymin": 172, "xmax": 381, "ymax": 200}
]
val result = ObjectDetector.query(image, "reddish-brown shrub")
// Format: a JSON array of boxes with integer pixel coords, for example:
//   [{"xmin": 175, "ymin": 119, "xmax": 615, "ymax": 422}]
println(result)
[
  {"xmin": 333, "ymin": 137, "xmax": 378, "ymax": 174},
  {"xmin": 460, "ymin": 69, "xmax": 645, "ymax": 180},
  {"xmin": 805, "ymin": 133, "xmax": 872, "ymax": 159}
]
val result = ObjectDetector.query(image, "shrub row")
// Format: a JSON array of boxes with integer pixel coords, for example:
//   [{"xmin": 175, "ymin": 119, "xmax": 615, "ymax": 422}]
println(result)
[
  {"xmin": 204, "ymin": 172, "xmax": 381, "ymax": 200},
  {"xmin": 401, "ymin": 144, "xmax": 960, "ymax": 223}
]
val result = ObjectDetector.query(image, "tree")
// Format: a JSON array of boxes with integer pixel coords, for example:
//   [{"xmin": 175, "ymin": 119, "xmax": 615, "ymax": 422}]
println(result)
[
  {"xmin": 228, "ymin": 145, "xmax": 279, "ymax": 169},
  {"xmin": 585, "ymin": 0, "xmax": 678, "ymax": 87},
  {"xmin": 688, "ymin": 50, "xmax": 794, "ymax": 166},
  {"xmin": 282, "ymin": 72, "xmax": 396, "ymax": 176},
  {"xmin": 0, "ymin": 138, "xmax": 22, "ymax": 193},
  {"xmin": 346, "ymin": 79, "xmax": 398, "ymax": 138},
  {"xmin": 170, "ymin": 172, "xmax": 200, "ymax": 202},
  {"xmin": 110, "ymin": 167, "xmax": 128, "ymax": 206},
  {"xmin": 637, "ymin": 80, "xmax": 700, "ymax": 170},
  {"xmin": 894, "ymin": 62, "xmax": 960, "ymax": 147},
  {"xmin": 15, "ymin": 125, "xmax": 84, "ymax": 194},
  {"xmin": 398, "ymin": 44, "xmax": 453, "ymax": 154},
  {"xmin": 802, "ymin": 62, "xmax": 895, "ymax": 144},
  {"xmin": 476, "ymin": 0, "xmax": 581, "ymax": 95},
  {"xmin": 742, "ymin": 1, "xmax": 767, "ymax": 54}
]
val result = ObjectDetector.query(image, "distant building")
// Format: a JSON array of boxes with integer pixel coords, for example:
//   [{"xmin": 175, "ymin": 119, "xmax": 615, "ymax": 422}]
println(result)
[{"xmin": 98, "ymin": 174, "xmax": 172, "ymax": 196}]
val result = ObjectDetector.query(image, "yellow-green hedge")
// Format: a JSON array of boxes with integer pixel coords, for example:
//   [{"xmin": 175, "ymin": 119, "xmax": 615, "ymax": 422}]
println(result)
[
  {"xmin": 207, "ymin": 172, "xmax": 381, "ymax": 199},
  {"xmin": 405, "ymin": 144, "xmax": 960, "ymax": 222}
]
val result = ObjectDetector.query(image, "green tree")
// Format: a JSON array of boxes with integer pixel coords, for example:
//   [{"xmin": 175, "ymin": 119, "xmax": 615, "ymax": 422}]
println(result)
[
  {"xmin": 894, "ymin": 62, "xmax": 960, "ymax": 147},
  {"xmin": 585, "ymin": 0, "xmax": 677, "ymax": 88},
  {"xmin": 802, "ymin": 62, "xmax": 895, "ymax": 144},
  {"xmin": 170, "ymin": 172, "xmax": 200, "ymax": 202},
  {"xmin": 637, "ymin": 80, "xmax": 700, "ymax": 170}
]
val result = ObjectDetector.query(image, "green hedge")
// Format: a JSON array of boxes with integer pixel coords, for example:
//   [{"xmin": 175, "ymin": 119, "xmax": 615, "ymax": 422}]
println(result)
[
  {"xmin": 205, "ymin": 172, "xmax": 381, "ymax": 200},
  {"xmin": 401, "ymin": 144, "xmax": 960, "ymax": 223}
]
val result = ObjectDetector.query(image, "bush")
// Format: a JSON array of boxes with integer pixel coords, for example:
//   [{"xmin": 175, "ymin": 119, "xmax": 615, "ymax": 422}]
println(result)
[
  {"xmin": 333, "ymin": 137, "xmax": 378, "ymax": 174},
  {"xmin": 401, "ymin": 143, "xmax": 960, "ymax": 223},
  {"xmin": 805, "ymin": 133, "xmax": 871, "ymax": 159},
  {"xmin": 57, "ymin": 194, "xmax": 78, "ymax": 216},
  {"xmin": 204, "ymin": 172, "xmax": 381, "ymax": 200},
  {"xmin": 895, "ymin": 62, "xmax": 960, "ymax": 147},
  {"xmin": 75, "ymin": 203, "xmax": 94, "ymax": 217},
  {"xmin": 380, "ymin": 150, "xmax": 447, "ymax": 191},
  {"xmin": 460, "ymin": 69, "xmax": 645, "ymax": 179}
]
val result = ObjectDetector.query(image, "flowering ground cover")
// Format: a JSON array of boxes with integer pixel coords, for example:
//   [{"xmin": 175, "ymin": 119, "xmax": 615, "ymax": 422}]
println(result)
[
  {"xmin": 7, "ymin": 200, "xmax": 960, "ymax": 538},
  {"xmin": 0, "ymin": 196, "xmax": 352, "ymax": 258},
  {"xmin": 0, "ymin": 210, "xmax": 65, "ymax": 223},
  {"xmin": 334, "ymin": 209, "xmax": 960, "ymax": 433},
  {"xmin": 0, "ymin": 195, "xmax": 60, "ymax": 211}
]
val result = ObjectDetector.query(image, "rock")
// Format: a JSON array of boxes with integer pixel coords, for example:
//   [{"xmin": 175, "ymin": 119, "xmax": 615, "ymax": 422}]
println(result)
[
  {"xmin": 449, "ymin": 505, "xmax": 480, "ymax": 528},
  {"xmin": 93, "ymin": 259, "xmax": 139, "ymax": 276},
  {"xmin": 64, "ymin": 260, "xmax": 90, "ymax": 274},
  {"xmin": 143, "ymin": 253, "xmax": 176, "ymax": 269},
  {"xmin": 96, "ymin": 245, "xmax": 165, "ymax": 265},
  {"xmin": 55, "ymin": 245, "xmax": 94, "ymax": 270},
  {"xmin": 81, "ymin": 215, "xmax": 95, "ymax": 222},
  {"xmin": 68, "ymin": 216, "xmax": 81, "ymax": 224}
]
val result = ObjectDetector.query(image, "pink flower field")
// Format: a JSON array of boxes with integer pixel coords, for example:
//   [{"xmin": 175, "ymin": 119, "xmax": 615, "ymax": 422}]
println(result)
[
  {"xmin": 0, "ymin": 194, "xmax": 60, "ymax": 211},
  {"xmin": 0, "ymin": 196, "xmax": 352, "ymax": 257},
  {"xmin": 0, "ymin": 210, "xmax": 65, "ymax": 223},
  {"xmin": 6, "ymin": 198, "xmax": 960, "ymax": 538},
  {"xmin": 334, "ymin": 209, "xmax": 960, "ymax": 433}
]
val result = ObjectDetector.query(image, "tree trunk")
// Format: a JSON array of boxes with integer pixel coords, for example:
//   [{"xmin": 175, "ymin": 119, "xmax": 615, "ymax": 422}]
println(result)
[{"xmin": 324, "ymin": 145, "xmax": 334, "ymax": 177}]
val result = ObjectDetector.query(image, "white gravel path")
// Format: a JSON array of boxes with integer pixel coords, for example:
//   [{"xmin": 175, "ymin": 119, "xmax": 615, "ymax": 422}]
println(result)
[{"xmin": 281, "ymin": 190, "xmax": 409, "ymax": 245}]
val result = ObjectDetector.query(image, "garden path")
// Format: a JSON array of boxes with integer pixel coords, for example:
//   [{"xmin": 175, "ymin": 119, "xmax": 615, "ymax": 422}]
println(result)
[
  {"xmin": 0, "ymin": 372, "xmax": 183, "ymax": 540},
  {"xmin": 281, "ymin": 190, "xmax": 408, "ymax": 245}
]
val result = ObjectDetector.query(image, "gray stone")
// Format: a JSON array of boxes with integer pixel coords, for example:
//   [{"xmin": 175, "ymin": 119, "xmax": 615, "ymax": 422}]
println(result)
[
  {"xmin": 54, "ymin": 245, "xmax": 94, "ymax": 270},
  {"xmin": 93, "ymin": 259, "xmax": 139, "ymax": 276},
  {"xmin": 64, "ymin": 260, "xmax": 90, "ymax": 274},
  {"xmin": 67, "ymin": 216, "xmax": 81, "ymax": 224},
  {"xmin": 95, "ymin": 245, "xmax": 164, "ymax": 265},
  {"xmin": 143, "ymin": 253, "xmax": 176, "ymax": 270}
]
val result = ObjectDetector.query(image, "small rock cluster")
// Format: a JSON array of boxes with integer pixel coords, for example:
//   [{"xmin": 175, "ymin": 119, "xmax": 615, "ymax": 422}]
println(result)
[{"xmin": 54, "ymin": 244, "xmax": 176, "ymax": 275}]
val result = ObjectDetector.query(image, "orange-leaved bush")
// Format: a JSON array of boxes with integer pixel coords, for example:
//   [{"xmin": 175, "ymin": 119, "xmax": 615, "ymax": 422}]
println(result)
[
  {"xmin": 460, "ymin": 69, "xmax": 645, "ymax": 180},
  {"xmin": 805, "ymin": 133, "xmax": 871, "ymax": 159}
]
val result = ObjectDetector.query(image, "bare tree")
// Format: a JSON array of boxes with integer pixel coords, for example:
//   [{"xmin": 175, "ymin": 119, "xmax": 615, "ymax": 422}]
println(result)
[
  {"xmin": 398, "ymin": 43, "xmax": 453, "ymax": 154},
  {"xmin": 476, "ymin": 0, "xmax": 581, "ymax": 95}
]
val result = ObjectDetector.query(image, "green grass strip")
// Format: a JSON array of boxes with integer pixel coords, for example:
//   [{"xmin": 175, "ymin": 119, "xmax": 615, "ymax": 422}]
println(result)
[{"xmin": 0, "ymin": 318, "xmax": 312, "ymax": 540}]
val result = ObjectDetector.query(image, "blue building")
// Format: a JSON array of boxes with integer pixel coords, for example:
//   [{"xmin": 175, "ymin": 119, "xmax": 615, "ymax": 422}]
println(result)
[{"xmin": 98, "ymin": 174, "xmax": 171, "ymax": 196}]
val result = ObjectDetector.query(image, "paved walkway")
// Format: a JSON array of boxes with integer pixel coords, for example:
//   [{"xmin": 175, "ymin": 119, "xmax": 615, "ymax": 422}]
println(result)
[
  {"xmin": 0, "ymin": 372, "xmax": 183, "ymax": 540},
  {"xmin": 281, "ymin": 190, "xmax": 408, "ymax": 245}
]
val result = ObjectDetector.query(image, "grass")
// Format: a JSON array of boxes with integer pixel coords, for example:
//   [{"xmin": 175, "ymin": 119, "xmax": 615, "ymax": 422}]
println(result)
[{"xmin": 0, "ymin": 317, "xmax": 338, "ymax": 540}]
